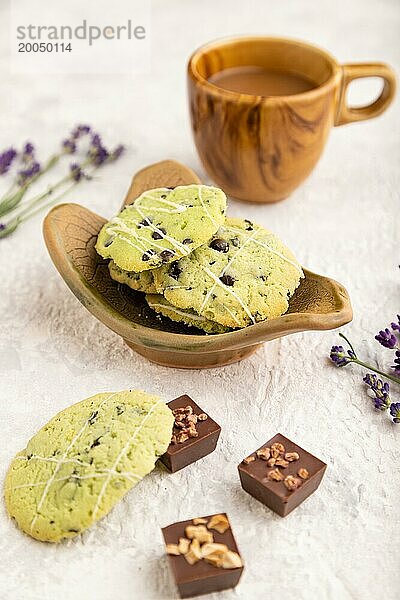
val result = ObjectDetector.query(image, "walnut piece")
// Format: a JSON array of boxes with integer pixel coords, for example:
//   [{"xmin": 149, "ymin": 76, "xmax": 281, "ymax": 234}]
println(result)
[
  {"xmin": 243, "ymin": 455, "xmax": 255, "ymax": 464},
  {"xmin": 271, "ymin": 442, "xmax": 285, "ymax": 454},
  {"xmin": 166, "ymin": 543, "xmax": 180, "ymax": 555},
  {"xmin": 184, "ymin": 539, "xmax": 202, "ymax": 565},
  {"xmin": 275, "ymin": 458, "xmax": 289, "ymax": 468},
  {"xmin": 197, "ymin": 413, "xmax": 208, "ymax": 421},
  {"xmin": 201, "ymin": 542, "xmax": 228, "ymax": 558},
  {"xmin": 192, "ymin": 517, "xmax": 208, "ymax": 525},
  {"xmin": 298, "ymin": 468, "xmax": 309, "ymax": 480},
  {"xmin": 207, "ymin": 514, "xmax": 230, "ymax": 534},
  {"xmin": 256, "ymin": 447, "xmax": 271, "ymax": 460},
  {"xmin": 266, "ymin": 457, "xmax": 276, "ymax": 467},
  {"xmin": 267, "ymin": 469, "xmax": 284, "ymax": 481},
  {"xmin": 185, "ymin": 525, "xmax": 214, "ymax": 544},
  {"xmin": 221, "ymin": 550, "xmax": 243, "ymax": 569},
  {"xmin": 178, "ymin": 537, "xmax": 190, "ymax": 554},
  {"xmin": 284, "ymin": 475, "xmax": 302, "ymax": 491},
  {"xmin": 285, "ymin": 452, "xmax": 300, "ymax": 462}
]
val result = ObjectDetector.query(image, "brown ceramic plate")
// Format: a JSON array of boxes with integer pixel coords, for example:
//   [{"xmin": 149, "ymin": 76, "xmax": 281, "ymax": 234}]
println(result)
[{"xmin": 43, "ymin": 160, "xmax": 352, "ymax": 369}]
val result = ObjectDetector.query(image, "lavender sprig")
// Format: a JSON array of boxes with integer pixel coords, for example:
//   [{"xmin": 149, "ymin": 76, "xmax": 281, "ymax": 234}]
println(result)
[
  {"xmin": 0, "ymin": 125, "xmax": 93, "ymax": 219},
  {"xmin": 330, "ymin": 325, "xmax": 400, "ymax": 424},
  {"xmin": 0, "ymin": 138, "xmax": 125, "ymax": 238}
]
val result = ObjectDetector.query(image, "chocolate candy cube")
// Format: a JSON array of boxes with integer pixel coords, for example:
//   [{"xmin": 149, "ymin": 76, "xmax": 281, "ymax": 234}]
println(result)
[
  {"xmin": 160, "ymin": 395, "xmax": 221, "ymax": 473},
  {"xmin": 238, "ymin": 433, "xmax": 326, "ymax": 517},
  {"xmin": 162, "ymin": 513, "xmax": 244, "ymax": 598}
]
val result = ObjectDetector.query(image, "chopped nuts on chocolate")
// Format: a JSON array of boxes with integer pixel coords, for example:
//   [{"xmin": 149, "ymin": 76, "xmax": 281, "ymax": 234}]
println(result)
[
  {"xmin": 285, "ymin": 452, "xmax": 300, "ymax": 462},
  {"xmin": 244, "ymin": 443, "xmax": 312, "ymax": 494},
  {"xmin": 166, "ymin": 516, "xmax": 242, "ymax": 571},
  {"xmin": 298, "ymin": 468, "xmax": 309, "ymax": 480},
  {"xmin": 271, "ymin": 442, "xmax": 285, "ymax": 454},
  {"xmin": 207, "ymin": 514, "xmax": 230, "ymax": 534},
  {"xmin": 242, "ymin": 455, "xmax": 256, "ymax": 464},
  {"xmin": 178, "ymin": 537, "xmax": 190, "ymax": 554},
  {"xmin": 184, "ymin": 538, "xmax": 202, "ymax": 565},
  {"xmin": 185, "ymin": 525, "xmax": 214, "ymax": 544},
  {"xmin": 267, "ymin": 469, "xmax": 284, "ymax": 482},
  {"xmin": 166, "ymin": 543, "xmax": 180, "ymax": 555},
  {"xmin": 221, "ymin": 550, "xmax": 243, "ymax": 569},
  {"xmin": 283, "ymin": 475, "xmax": 302, "ymax": 491},
  {"xmin": 170, "ymin": 405, "xmax": 208, "ymax": 445},
  {"xmin": 193, "ymin": 517, "xmax": 208, "ymax": 525},
  {"xmin": 256, "ymin": 447, "xmax": 271, "ymax": 460}
]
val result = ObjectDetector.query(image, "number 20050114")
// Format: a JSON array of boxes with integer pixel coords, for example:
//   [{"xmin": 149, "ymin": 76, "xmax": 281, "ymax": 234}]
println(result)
[{"xmin": 18, "ymin": 42, "xmax": 72, "ymax": 53}]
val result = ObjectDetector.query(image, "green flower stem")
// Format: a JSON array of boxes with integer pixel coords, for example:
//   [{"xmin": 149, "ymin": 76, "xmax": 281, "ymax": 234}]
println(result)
[
  {"xmin": 8, "ymin": 156, "xmax": 93, "ymax": 222},
  {"xmin": 349, "ymin": 358, "xmax": 400, "ymax": 385},
  {"xmin": 0, "ymin": 153, "xmax": 63, "ymax": 217}
]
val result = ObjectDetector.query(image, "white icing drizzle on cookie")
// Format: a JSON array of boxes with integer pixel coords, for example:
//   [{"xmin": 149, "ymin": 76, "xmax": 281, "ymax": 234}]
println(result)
[
  {"xmin": 147, "ymin": 301, "xmax": 208, "ymax": 323},
  {"xmin": 201, "ymin": 264, "xmax": 256, "ymax": 325},
  {"xmin": 199, "ymin": 229, "xmax": 259, "ymax": 323},
  {"xmin": 197, "ymin": 185, "xmax": 220, "ymax": 229},
  {"xmin": 91, "ymin": 396, "xmax": 164, "ymax": 520},
  {"xmin": 29, "ymin": 392, "xmax": 120, "ymax": 534},
  {"xmin": 224, "ymin": 224, "xmax": 303, "ymax": 275}
]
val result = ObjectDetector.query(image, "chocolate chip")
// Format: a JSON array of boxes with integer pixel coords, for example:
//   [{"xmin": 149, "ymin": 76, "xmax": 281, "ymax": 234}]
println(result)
[
  {"xmin": 182, "ymin": 238, "xmax": 193, "ymax": 244},
  {"xmin": 220, "ymin": 274, "xmax": 235, "ymax": 286},
  {"xmin": 161, "ymin": 194, "xmax": 167, "ymax": 199},
  {"xmin": 90, "ymin": 437, "xmax": 102, "ymax": 448},
  {"xmin": 210, "ymin": 238, "xmax": 229, "ymax": 253},
  {"xmin": 116, "ymin": 406, "xmax": 125, "ymax": 415},
  {"xmin": 160, "ymin": 249, "xmax": 175, "ymax": 262},
  {"xmin": 138, "ymin": 217, "xmax": 152, "ymax": 227},
  {"xmin": 231, "ymin": 237, "xmax": 240, "ymax": 247},
  {"xmin": 169, "ymin": 263, "xmax": 182, "ymax": 279},
  {"xmin": 152, "ymin": 228, "xmax": 166, "ymax": 240},
  {"xmin": 142, "ymin": 249, "xmax": 157, "ymax": 261},
  {"xmin": 244, "ymin": 219, "xmax": 253, "ymax": 231}
]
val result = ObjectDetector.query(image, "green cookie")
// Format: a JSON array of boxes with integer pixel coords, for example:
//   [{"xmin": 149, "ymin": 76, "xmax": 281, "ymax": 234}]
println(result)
[
  {"xmin": 153, "ymin": 217, "xmax": 304, "ymax": 328},
  {"xmin": 4, "ymin": 390, "xmax": 174, "ymax": 542},
  {"xmin": 145, "ymin": 294, "xmax": 230, "ymax": 334},
  {"xmin": 96, "ymin": 185, "xmax": 227, "ymax": 272},
  {"xmin": 108, "ymin": 260, "xmax": 156, "ymax": 293}
]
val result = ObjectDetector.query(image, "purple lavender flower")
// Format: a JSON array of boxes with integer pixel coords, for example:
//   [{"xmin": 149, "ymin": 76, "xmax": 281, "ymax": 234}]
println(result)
[
  {"xmin": 71, "ymin": 124, "xmax": 91, "ymax": 139},
  {"xmin": 375, "ymin": 328, "xmax": 398, "ymax": 349},
  {"xmin": 392, "ymin": 350, "xmax": 400, "ymax": 376},
  {"xmin": 88, "ymin": 134, "xmax": 109, "ymax": 165},
  {"xmin": 62, "ymin": 139, "xmax": 77, "ymax": 154},
  {"xmin": 0, "ymin": 223, "xmax": 5, "ymax": 231},
  {"xmin": 363, "ymin": 373, "xmax": 391, "ymax": 411},
  {"xmin": 389, "ymin": 402, "xmax": 400, "ymax": 424},
  {"xmin": 70, "ymin": 163, "xmax": 83, "ymax": 182},
  {"xmin": 330, "ymin": 345, "xmax": 356, "ymax": 367},
  {"xmin": 391, "ymin": 315, "xmax": 400, "ymax": 333},
  {"xmin": 17, "ymin": 161, "xmax": 41, "ymax": 186},
  {"xmin": 0, "ymin": 148, "xmax": 18, "ymax": 175},
  {"xmin": 21, "ymin": 142, "xmax": 35, "ymax": 163},
  {"xmin": 69, "ymin": 163, "xmax": 91, "ymax": 183}
]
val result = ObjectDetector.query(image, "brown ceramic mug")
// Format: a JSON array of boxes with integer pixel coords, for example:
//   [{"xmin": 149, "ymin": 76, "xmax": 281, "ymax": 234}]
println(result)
[{"xmin": 187, "ymin": 37, "xmax": 396, "ymax": 203}]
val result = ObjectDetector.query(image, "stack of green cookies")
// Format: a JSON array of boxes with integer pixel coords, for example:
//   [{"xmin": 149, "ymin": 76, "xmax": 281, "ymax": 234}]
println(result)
[{"xmin": 96, "ymin": 184, "xmax": 304, "ymax": 334}]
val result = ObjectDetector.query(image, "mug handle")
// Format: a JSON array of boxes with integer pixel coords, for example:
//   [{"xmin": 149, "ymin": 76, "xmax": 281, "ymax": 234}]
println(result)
[{"xmin": 335, "ymin": 63, "xmax": 396, "ymax": 126}]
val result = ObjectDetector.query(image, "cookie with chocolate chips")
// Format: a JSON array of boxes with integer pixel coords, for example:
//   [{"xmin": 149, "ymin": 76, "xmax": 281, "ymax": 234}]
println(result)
[
  {"xmin": 108, "ymin": 260, "xmax": 157, "ymax": 293},
  {"xmin": 153, "ymin": 217, "xmax": 304, "ymax": 328},
  {"xmin": 145, "ymin": 294, "xmax": 230, "ymax": 334},
  {"xmin": 95, "ymin": 185, "xmax": 227, "ymax": 272}
]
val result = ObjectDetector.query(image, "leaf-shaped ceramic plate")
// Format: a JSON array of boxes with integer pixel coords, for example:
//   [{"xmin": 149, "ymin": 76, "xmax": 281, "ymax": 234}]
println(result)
[{"xmin": 43, "ymin": 160, "xmax": 352, "ymax": 369}]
